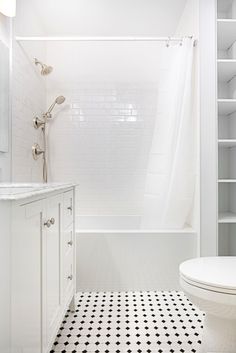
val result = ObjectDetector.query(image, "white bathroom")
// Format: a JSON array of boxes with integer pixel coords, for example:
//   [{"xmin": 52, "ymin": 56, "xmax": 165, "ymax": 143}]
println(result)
[{"xmin": 0, "ymin": 0, "xmax": 235, "ymax": 352}]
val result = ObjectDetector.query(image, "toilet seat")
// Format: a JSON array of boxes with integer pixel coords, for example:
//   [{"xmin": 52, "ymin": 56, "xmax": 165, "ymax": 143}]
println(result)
[
  {"xmin": 180, "ymin": 273, "xmax": 236, "ymax": 295},
  {"xmin": 180, "ymin": 256, "xmax": 236, "ymax": 295}
]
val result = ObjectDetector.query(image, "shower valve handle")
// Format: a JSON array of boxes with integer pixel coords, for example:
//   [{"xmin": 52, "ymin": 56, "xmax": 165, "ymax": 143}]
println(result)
[
  {"xmin": 33, "ymin": 116, "xmax": 45, "ymax": 129},
  {"xmin": 32, "ymin": 143, "xmax": 45, "ymax": 160}
]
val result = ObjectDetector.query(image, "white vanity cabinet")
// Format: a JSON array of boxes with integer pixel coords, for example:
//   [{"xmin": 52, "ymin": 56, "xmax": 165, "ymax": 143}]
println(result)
[{"xmin": 10, "ymin": 186, "xmax": 76, "ymax": 353}]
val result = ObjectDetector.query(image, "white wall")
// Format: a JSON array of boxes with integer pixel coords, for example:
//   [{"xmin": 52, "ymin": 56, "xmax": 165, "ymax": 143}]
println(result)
[
  {"xmin": 175, "ymin": 0, "xmax": 200, "ymax": 236},
  {"xmin": 15, "ymin": 0, "xmax": 187, "ymax": 37},
  {"xmin": 0, "ymin": 14, "xmax": 11, "ymax": 353},
  {"xmin": 11, "ymin": 40, "xmax": 46, "ymax": 182},
  {"xmin": 0, "ymin": 201, "xmax": 11, "ymax": 353},
  {"xmin": 0, "ymin": 14, "xmax": 11, "ymax": 181},
  {"xmin": 199, "ymin": 0, "xmax": 218, "ymax": 256},
  {"xmin": 175, "ymin": 0, "xmax": 199, "ymax": 37},
  {"xmin": 11, "ymin": 9, "xmax": 47, "ymax": 182}
]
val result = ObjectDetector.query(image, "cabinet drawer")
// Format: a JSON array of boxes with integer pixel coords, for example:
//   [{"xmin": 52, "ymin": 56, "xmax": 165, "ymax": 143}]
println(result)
[{"xmin": 63, "ymin": 190, "xmax": 73, "ymax": 228}]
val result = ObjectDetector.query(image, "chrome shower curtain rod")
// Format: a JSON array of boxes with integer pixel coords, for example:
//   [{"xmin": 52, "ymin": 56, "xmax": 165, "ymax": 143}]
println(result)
[{"xmin": 16, "ymin": 36, "xmax": 194, "ymax": 43}]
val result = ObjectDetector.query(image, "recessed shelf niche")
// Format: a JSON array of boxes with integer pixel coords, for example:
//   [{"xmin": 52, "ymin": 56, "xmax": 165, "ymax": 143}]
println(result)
[
  {"xmin": 218, "ymin": 182, "xmax": 236, "ymax": 220},
  {"xmin": 218, "ymin": 113, "xmax": 236, "ymax": 137},
  {"xmin": 218, "ymin": 224, "xmax": 236, "ymax": 255},
  {"xmin": 217, "ymin": 0, "xmax": 236, "ymax": 19},
  {"xmin": 218, "ymin": 76, "xmax": 236, "ymax": 99},
  {"xmin": 218, "ymin": 144, "xmax": 236, "ymax": 179}
]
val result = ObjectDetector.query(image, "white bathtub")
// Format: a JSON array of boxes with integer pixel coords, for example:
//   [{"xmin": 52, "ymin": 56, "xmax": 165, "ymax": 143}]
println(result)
[{"xmin": 76, "ymin": 216, "xmax": 198, "ymax": 292}]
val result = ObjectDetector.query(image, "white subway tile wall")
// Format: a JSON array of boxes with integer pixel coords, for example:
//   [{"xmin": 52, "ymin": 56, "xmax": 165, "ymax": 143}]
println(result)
[
  {"xmin": 48, "ymin": 83, "xmax": 158, "ymax": 216},
  {"xmin": 11, "ymin": 42, "xmax": 46, "ymax": 182}
]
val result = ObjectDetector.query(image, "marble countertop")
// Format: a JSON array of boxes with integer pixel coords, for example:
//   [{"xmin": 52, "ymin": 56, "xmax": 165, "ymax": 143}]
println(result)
[{"xmin": 0, "ymin": 183, "xmax": 76, "ymax": 200}]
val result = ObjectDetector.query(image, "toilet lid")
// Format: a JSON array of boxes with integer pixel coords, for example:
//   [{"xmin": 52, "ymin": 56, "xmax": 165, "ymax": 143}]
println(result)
[{"xmin": 180, "ymin": 257, "xmax": 236, "ymax": 291}]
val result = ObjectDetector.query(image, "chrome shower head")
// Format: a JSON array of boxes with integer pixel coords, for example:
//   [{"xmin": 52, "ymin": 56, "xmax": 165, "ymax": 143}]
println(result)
[
  {"xmin": 45, "ymin": 95, "xmax": 66, "ymax": 118},
  {"xmin": 34, "ymin": 58, "xmax": 53, "ymax": 75}
]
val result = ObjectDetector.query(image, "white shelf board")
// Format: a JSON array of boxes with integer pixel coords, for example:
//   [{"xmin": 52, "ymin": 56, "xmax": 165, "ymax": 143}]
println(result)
[
  {"xmin": 218, "ymin": 99, "xmax": 236, "ymax": 115},
  {"xmin": 218, "ymin": 179, "xmax": 236, "ymax": 183},
  {"xmin": 219, "ymin": 212, "xmax": 236, "ymax": 223},
  {"xmin": 217, "ymin": 19, "xmax": 236, "ymax": 50},
  {"xmin": 218, "ymin": 60, "xmax": 236, "ymax": 81},
  {"xmin": 218, "ymin": 139, "xmax": 236, "ymax": 147}
]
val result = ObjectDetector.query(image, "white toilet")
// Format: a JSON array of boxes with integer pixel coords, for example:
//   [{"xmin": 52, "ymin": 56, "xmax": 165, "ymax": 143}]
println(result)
[{"xmin": 180, "ymin": 257, "xmax": 236, "ymax": 353}]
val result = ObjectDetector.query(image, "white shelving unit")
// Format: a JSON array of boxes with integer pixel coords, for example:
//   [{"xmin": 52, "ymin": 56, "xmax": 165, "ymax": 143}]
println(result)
[{"xmin": 217, "ymin": 0, "xmax": 236, "ymax": 256}]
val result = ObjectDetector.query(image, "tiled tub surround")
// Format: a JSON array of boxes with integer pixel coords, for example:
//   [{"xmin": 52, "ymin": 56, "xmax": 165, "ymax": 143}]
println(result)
[
  {"xmin": 51, "ymin": 291, "xmax": 203, "ymax": 353},
  {"xmin": 48, "ymin": 82, "xmax": 158, "ymax": 216}
]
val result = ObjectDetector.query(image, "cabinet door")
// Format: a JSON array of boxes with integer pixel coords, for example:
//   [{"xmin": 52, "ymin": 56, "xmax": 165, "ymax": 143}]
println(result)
[
  {"xmin": 43, "ymin": 194, "xmax": 63, "ymax": 352},
  {"xmin": 11, "ymin": 200, "xmax": 44, "ymax": 353}
]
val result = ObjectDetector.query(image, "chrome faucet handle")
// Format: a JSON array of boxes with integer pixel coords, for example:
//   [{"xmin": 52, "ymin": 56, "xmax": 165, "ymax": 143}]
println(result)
[
  {"xmin": 32, "ymin": 143, "xmax": 45, "ymax": 160},
  {"xmin": 33, "ymin": 116, "xmax": 45, "ymax": 129}
]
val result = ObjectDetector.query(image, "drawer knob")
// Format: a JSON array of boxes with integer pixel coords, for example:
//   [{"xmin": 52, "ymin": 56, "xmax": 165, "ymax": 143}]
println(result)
[
  {"xmin": 68, "ymin": 240, "xmax": 73, "ymax": 246},
  {"xmin": 67, "ymin": 206, "xmax": 72, "ymax": 211},
  {"xmin": 44, "ymin": 220, "xmax": 51, "ymax": 228},
  {"xmin": 50, "ymin": 217, "xmax": 55, "ymax": 225},
  {"xmin": 68, "ymin": 275, "xmax": 73, "ymax": 280}
]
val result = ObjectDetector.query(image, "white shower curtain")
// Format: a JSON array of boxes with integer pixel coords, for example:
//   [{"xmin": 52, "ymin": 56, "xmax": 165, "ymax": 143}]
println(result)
[{"xmin": 142, "ymin": 38, "xmax": 196, "ymax": 229}]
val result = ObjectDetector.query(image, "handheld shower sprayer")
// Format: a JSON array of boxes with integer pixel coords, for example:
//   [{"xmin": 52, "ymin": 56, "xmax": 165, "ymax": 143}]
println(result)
[{"xmin": 45, "ymin": 96, "xmax": 66, "ymax": 119}]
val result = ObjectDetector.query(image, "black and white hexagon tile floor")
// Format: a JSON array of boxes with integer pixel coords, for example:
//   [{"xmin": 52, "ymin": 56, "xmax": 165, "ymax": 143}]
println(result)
[{"xmin": 51, "ymin": 291, "xmax": 203, "ymax": 353}]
